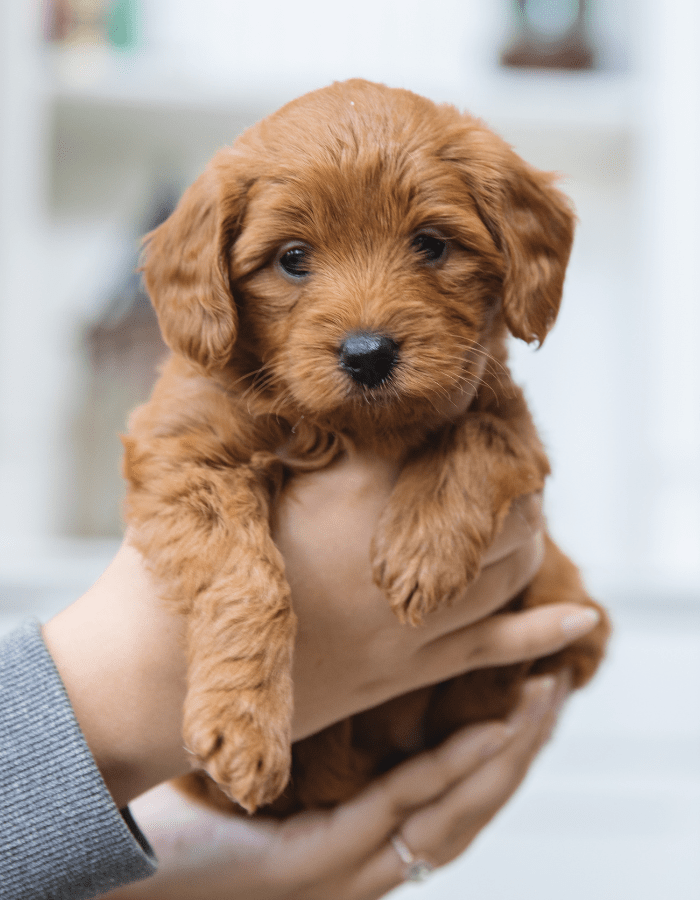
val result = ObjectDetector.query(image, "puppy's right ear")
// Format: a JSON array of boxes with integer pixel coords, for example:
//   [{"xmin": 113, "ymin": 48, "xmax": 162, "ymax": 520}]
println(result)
[{"xmin": 141, "ymin": 153, "xmax": 247, "ymax": 370}]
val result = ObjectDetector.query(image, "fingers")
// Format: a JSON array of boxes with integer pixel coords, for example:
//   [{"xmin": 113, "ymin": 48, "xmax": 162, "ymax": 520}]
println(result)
[
  {"xmin": 320, "ymin": 716, "xmax": 517, "ymax": 867},
  {"xmin": 351, "ymin": 673, "xmax": 567, "ymax": 898},
  {"xmin": 398, "ymin": 674, "xmax": 569, "ymax": 867},
  {"xmin": 257, "ymin": 717, "xmax": 520, "ymax": 899},
  {"xmin": 415, "ymin": 601, "xmax": 600, "ymax": 688},
  {"xmin": 139, "ymin": 674, "xmax": 568, "ymax": 900}
]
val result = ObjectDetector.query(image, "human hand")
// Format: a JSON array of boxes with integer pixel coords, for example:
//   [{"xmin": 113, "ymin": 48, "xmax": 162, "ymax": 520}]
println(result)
[
  {"xmin": 275, "ymin": 447, "xmax": 597, "ymax": 740},
  {"xmin": 104, "ymin": 673, "xmax": 569, "ymax": 900},
  {"xmin": 42, "ymin": 447, "xmax": 599, "ymax": 807}
]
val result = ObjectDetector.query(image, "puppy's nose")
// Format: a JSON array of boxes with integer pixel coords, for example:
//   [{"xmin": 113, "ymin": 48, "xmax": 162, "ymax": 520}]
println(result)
[{"xmin": 338, "ymin": 332, "xmax": 399, "ymax": 388}]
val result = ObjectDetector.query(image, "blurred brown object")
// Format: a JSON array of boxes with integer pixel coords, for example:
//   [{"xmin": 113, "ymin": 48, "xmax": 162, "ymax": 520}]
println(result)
[
  {"xmin": 73, "ymin": 282, "xmax": 165, "ymax": 536},
  {"xmin": 42, "ymin": 0, "xmax": 74, "ymax": 43},
  {"xmin": 70, "ymin": 196, "xmax": 175, "ymax": 537},
  {"xmin": 42, "ymin": 0, "xmax": 105, "ymax": 46},
  {"xmin": 500, "ymin": 0, "xmax": 597, "ymax": 71}
]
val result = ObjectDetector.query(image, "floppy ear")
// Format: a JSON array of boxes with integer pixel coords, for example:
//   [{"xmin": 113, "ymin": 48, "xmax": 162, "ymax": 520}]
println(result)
[
  {"xmin": 141, "ymin": 152, "xmax": 247, "ymax": 369},
  {"xmin": 449, "ymin": 123, "xmax": 576, "ymax": 345}
]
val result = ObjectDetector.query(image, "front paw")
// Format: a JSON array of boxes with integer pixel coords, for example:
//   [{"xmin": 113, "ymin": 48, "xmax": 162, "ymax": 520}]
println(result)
[
  {"xmin": 371, "ymin": 504, "xmax": 493, "ymax": 625},
  {"xmin": 183, "ymin": 693, "xmax": 291, "ymax": 813}
]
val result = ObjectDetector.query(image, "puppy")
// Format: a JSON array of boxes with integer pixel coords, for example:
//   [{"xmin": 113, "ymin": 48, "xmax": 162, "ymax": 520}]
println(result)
[{"xmin": 123, "ymin": 79, "xmax": 610, "ymax": 815}]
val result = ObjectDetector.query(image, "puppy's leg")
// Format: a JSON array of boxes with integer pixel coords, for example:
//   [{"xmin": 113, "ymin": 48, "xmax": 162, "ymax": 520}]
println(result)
[
  {"xmin": 372, "ymin": 411, "xmax": 548, "ymax": 624},
  {"xmin": 181, "ymin": 492, "xmax": 295, "ymax": 814},
  {"xmin": 125, "ymin": 447, "xmax": 294, "ymax": 812}
]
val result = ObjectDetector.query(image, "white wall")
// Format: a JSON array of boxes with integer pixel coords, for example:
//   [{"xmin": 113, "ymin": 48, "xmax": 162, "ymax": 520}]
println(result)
[{"xmin": 638, "ymin": 0, "xmax": 700, "ymax": 593}]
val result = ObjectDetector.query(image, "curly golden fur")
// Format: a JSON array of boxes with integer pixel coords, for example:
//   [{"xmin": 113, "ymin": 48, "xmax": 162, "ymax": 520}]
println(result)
[{"xmin": 123, "ymin": 79, "xmax": 610, "ymax": 815}]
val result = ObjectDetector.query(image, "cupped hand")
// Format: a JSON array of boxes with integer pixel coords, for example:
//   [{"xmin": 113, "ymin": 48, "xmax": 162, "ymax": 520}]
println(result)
[
  {"xmin": 275, "ymin": 447, "xmax": 593, "ymax": 740},
  {"xmin": 105, "ymin": 673, "xmax": 569, "ymax": 900}
]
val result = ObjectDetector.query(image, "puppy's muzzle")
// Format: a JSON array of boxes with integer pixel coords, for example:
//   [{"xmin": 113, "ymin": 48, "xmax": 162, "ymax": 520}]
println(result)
[{"xmin": 338, "ymin": 332, "xmax": 399, "ymax": 389}]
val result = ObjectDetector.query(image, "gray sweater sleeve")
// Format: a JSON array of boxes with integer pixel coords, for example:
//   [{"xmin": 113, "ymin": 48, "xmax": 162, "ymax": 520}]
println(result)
[{"xmin": 0, "ymin": 621, "xmax": 158, "ymax": 899}]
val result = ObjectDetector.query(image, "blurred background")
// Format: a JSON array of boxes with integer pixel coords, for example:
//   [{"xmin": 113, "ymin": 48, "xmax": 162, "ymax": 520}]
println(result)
[{"xmin": 0, "ymin": 0, "xmax": 698, "ymax": 897}]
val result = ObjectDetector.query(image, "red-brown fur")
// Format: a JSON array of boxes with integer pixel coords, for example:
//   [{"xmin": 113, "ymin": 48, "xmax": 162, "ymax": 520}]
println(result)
[{"xmin": 123, "ymin": 79, "xmax": 610, "ymax": 816}]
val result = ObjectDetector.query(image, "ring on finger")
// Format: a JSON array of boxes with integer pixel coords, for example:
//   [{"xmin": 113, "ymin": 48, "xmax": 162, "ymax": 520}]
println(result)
[{"xmin": 391, "ymin": 834, "xmax": 435, "ymax": 883}]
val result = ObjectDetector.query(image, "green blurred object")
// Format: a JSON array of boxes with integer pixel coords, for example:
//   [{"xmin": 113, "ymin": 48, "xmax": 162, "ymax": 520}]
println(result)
[{"xmin": 106, "ymin": 0, "xmax": 139, "ymax": 50}]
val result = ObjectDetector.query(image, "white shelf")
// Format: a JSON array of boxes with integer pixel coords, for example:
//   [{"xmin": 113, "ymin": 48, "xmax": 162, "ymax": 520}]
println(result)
[
  {"xmin": 49, "ymin": 62, "xmax": 641, "ymax": 130},
  {"xmin": 45, "ymin": 57, "xmax": 642, "ymax": 203}
]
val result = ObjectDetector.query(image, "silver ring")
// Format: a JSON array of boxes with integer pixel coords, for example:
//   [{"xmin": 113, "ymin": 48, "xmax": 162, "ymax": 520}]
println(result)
[{"xmin": 391, "ymin": 835, "xmax": 435, "ymax": 883}]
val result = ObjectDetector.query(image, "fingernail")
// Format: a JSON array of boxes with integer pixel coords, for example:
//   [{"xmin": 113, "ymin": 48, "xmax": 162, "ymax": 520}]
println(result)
[{"xmin": 561, "ymin": 608, "xmax": 601, "ymax": 637}]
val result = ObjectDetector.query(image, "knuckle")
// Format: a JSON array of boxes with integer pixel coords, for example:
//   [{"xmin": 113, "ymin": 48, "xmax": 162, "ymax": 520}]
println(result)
[
  {"xmin": 463, "ymin": 639, "xmax": 489, "ymax": 668},
  {"xmin": 506, "ymin": 535, "xmax": 544, "ymax": 597},
  {"xmin": 518, "ymin": 490, "xmax": 545, "ymax": 528}
]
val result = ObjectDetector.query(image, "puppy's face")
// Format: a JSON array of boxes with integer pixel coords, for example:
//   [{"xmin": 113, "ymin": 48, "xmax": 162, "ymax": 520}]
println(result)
[
  {"xmin": 232, "ymin": 134, "xmax": 503, "ymax": 433},
  {"xmin": 143, "ymin": 80, "xmax": 575, "ymax": 439}
]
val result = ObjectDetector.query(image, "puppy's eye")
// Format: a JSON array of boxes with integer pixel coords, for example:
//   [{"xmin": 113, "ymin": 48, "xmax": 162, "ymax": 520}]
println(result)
[
  {"xmin": 277, "ymin": 245, "xmax": 311, "ymax": 279},
  {"xmin": 412, "ymin": 233, "xmax": 447, "ymax": 263}
]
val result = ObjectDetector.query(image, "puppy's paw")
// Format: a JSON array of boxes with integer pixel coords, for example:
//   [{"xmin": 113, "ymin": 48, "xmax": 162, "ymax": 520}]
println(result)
[
  {"xmin": 184, "ymin": 696, "xmax": 291, "ymax": 813},
  {"xmin": 372, "ymin": 508, "xmax": 491, "ymax": 625}
]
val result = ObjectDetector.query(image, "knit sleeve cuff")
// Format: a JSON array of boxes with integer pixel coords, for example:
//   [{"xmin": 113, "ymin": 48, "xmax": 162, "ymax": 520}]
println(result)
[{"xmin": 0, "ymin": 620, "xmax": 158, "ymax": 900}]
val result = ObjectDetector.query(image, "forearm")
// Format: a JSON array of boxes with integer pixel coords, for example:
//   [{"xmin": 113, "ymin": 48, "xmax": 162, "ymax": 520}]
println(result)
[{"xmin": 42, "ymin": 541, "xmax": 190, "ymax": 808}]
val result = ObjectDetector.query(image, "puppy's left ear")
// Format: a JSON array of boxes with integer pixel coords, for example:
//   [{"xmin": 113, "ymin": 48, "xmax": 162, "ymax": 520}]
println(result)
[
  {"xmin": 141, "ymin": 150, "xmax": 249, "ymax": 369},
  {"xmin": 451, "ymin": 124, "xmax": 576, "ymax": 345}
]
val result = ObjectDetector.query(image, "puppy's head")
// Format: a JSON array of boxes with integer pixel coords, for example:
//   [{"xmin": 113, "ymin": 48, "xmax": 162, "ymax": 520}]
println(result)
[{"xmin": 143, "ymin": 80, "xmax": 574, "ymax": 435}]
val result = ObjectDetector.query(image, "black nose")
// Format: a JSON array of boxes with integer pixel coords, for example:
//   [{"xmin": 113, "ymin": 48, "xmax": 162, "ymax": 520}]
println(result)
[{"xmin": 338, "ymin": 332, "xmax": 399, "ymax": 388}]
